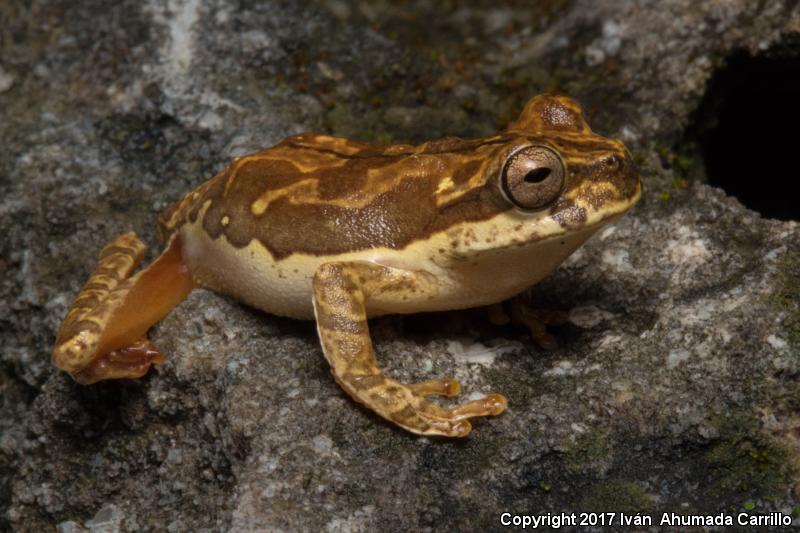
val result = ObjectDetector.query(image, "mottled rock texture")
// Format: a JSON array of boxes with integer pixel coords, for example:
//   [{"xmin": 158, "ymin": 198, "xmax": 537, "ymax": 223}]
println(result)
[{"xmin": 2, "ymin": 1, "xmax": 799, "ymax": 531}]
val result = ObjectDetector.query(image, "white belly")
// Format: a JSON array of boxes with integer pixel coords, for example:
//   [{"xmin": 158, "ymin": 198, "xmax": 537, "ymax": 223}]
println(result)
[
  {"xmin": 180, "ymin": 223, "xmax": 319, "ymax": 319},
  {"xmin": 179, "ymin": 221, "xmax": 598, "ymax": 321}
]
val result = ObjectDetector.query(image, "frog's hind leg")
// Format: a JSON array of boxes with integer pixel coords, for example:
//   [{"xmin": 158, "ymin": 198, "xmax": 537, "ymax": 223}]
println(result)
[
  {"xmin": 312, "ymin": 261, "xmax": 507, "ymax": 437},
  {"xmin": 53, "ymin": 232, "xmax": 194, "ymax": 385}
]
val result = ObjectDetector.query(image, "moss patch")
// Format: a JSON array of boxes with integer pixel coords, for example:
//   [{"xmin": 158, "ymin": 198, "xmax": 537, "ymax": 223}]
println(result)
[
  {"xmin": 706, "ymin": 414, "xmax": 792, "ymax": 497},
  {"xmin": 564, "ymin": 430, "xmax": 613, "ymax": 474},
  {"xmin": 578, "ymin": 478, "xmax": 654, "ymax": 513}
]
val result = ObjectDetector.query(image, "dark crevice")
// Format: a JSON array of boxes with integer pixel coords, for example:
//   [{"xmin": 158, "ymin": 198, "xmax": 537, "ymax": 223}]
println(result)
[{"xmin": 685, "ymin": 47, "xmax": 800, "ymax": 221}]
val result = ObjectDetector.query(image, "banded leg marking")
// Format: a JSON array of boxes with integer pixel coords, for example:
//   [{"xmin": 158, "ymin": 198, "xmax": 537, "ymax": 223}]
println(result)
[
  {"xmin": 312, "ymin": 261, "xmax": 507, "ymax": 437},
  {"xmin": 53, "ymin": 232, "xmax": 194, "ymax": 384}
]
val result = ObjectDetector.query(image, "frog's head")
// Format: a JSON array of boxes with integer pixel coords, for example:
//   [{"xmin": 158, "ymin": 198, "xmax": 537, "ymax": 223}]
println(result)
[
  {"xmin": 500, "ymin": 94, "xmax": 640, "ymax": 225},
  {"xmin": 437, "ymin": 94, "xmax": 641, "ymax": 255}
]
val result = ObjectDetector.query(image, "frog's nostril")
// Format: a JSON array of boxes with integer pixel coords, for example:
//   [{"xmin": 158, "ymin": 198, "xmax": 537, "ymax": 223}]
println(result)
[{"xmin": 602, "ymin": 154, "xmax": 623, "ymax": 170}]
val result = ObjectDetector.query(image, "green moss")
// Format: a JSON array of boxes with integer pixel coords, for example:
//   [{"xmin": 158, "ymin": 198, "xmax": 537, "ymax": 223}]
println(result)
[
  {"xmin": 579, "ymin": 478, "xmax": 654, "ymax": 513},
  {"xmin": 653, "ymin": 142, "xmax": 671, "ymax": 158},
  {"xmin": 671, "ymin": 138, "xmax": 698, "ymax": 176},
  {"xmin": 670, "ymin": 177, "xmax": 689, "ymax": 190},
  {"xmin": 649, "ymin": 139, "xmax": 702, "ymax": 183},
  {"xmin": 631, "ymin": 149, "xmax": 648, "ymax": 166},
  {"xmin": 564, "ymin": 431, "xmax": 613, "ymax": 474},
  {"xmin": 706, "ymin": 414, "xmax": 792, "ymax": 497},
  {"xmin": 673, "ymin": 156, "xmax": 693, "ymax": 176}
]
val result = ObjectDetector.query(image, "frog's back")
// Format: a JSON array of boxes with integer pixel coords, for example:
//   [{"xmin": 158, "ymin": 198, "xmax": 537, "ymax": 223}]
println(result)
[
  {"xmin": 155, "ymin": 133, "xmax": 512, "ymax": 319},
  {"xmin": 159, "ymin": 133, "xmax": 509, "ymax": 260}
]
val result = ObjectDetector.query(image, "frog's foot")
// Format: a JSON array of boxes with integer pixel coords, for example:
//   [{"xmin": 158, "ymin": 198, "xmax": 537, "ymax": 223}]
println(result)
[
  {"xmin": 388, "ymin": 378, "xmax": 507, "ymax": 437},
  {"xmin": 53, "ymin": 232, "xmax": 193, "ymax": 385},
  {"xmin": 73, "ymin": 339, "xmax": 164, "ymax": 385},
  {"xmin": 313, "ymin": 261, "xmax": 507, "ymax": 437},
  {"xmin": 347, "ymin": 374, "xmax": 507, "ymax": 437},
  {"xmin": 509, "ymin": 300, "xmax": 567, "ymax": 351},
  {"xmin": 341, "ymin": 374, "xmax": 507, "ymax": 437}
]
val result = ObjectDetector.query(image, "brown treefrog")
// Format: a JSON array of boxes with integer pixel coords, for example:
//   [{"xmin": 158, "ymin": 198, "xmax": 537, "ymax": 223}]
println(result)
[{"xmin": 53, "ymin": 94, "xmax": 641, "ymax": 437}]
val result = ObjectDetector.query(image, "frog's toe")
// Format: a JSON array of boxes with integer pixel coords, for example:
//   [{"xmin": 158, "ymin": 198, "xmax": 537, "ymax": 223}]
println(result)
[
  {"xmin": 74, "ymin": 339, "xmax": 164, "ymax": 385},
  {"xmin": 409, "ymin": 377, "xmax": 461, "ymax": 397},
  {"xmin": 451, "ymin": 393, "xmax": 508, "ymax": 418},
  {"xmin": 509, "ymin": 301, "xmax": 565, "ymax": 351},
  {"xmin": 395, "ymin": 391, "xmax": 508, "ymax": 437}
]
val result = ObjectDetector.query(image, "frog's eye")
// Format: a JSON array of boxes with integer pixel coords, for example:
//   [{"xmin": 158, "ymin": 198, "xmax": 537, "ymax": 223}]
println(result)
[{"xmin": 501, "ymin": 145, "xmax": 565, "ymax": 210}]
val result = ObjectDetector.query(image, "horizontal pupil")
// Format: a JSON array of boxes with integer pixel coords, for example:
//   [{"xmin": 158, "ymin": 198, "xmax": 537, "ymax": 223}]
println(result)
[{"xmin": 524, "ymin": 167, "xmax": 551, "ymax": 183}]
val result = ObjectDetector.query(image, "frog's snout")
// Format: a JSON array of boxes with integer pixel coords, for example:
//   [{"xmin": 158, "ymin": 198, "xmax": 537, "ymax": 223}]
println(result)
[
  {"xmin": 621, "ymin": 151, "xmax": 643, "ymax": 204},
  {"xmin": 601, "ymin": 144, "xmax": 641, "ymax": 205}
]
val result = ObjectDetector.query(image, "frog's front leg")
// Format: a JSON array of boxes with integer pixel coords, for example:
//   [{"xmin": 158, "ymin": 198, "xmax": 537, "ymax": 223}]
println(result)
[
  {"xmin": 487, "ymin": 297, "xmax": 568, "ymax": 351},
  {"xmin": 53, "ymin": 232, "xmax": 194, "ymax": 384},
  {"xmin": 312, "ymin": 261, "xmax": 507, "ymax": 437}
]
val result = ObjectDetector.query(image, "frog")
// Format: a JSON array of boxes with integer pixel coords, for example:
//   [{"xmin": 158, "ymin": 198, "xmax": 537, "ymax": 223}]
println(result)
[{"xmin": 52, "ymin": 94, "xmax": 641, "ymax": 437}]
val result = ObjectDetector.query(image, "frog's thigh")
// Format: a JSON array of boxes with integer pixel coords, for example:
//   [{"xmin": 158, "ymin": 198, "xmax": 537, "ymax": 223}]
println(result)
[
  {"xmin": 53, "ymin": 232, "xmax": 194, "ymax": 384},
  {"xmin": 312, "ymin": 261, "xmax": 507, "ymax": 437}
]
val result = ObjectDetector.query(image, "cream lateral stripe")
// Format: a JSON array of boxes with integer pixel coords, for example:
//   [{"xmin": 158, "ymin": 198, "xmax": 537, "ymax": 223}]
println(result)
[
  {"xmin": 248, "ymin": 155, "xmax": 458, "ymax": 212},
  {"xmin": 222, "ymin": 155, "xmax": 252, "ymax": 196},
  {"xmin": 251, "ymin": 178, "xmax": 318, "ymax": 215},
  {"xmin": 202, "ymin": 132, "xmax": 626, "ymax": 242},
  {"xmin": 187, "ymin": 185, "xmax": 636, "ymax": 312},
  {"xmin": 222, "ymin": 145, "xmax": 503, "ymax": 216},
  {"xmin": 435, "ymin": 177, "xmax": 454, "ymax": 195}
]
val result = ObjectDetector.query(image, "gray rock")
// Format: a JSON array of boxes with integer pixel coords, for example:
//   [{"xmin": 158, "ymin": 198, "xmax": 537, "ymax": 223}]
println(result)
[
  {"xmin": 0, "ymin": 65, "xmax": 14, "ymax": 94},
  {"xmin": 84, "ymin": 504, "xmax": 122, "ymax": 533},
  {"xmin": 2, "ymin": 0, "xmax": 799, "ymax": 531}
]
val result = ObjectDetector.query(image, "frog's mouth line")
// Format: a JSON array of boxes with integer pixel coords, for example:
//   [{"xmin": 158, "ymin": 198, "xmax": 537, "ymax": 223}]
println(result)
[
  {"xmin": 609, "ymin": 178, "xmax": 642, "ymax": 213},
  {"xmin": 524, "ymin": 178, "xmax": 642, "ymax": 244}
]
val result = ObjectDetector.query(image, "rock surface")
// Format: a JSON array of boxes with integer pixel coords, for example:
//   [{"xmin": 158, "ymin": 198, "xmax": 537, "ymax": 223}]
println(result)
[{"xmin": 2, "ymin": 0, "xmax": 799, "ymax": 531}]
